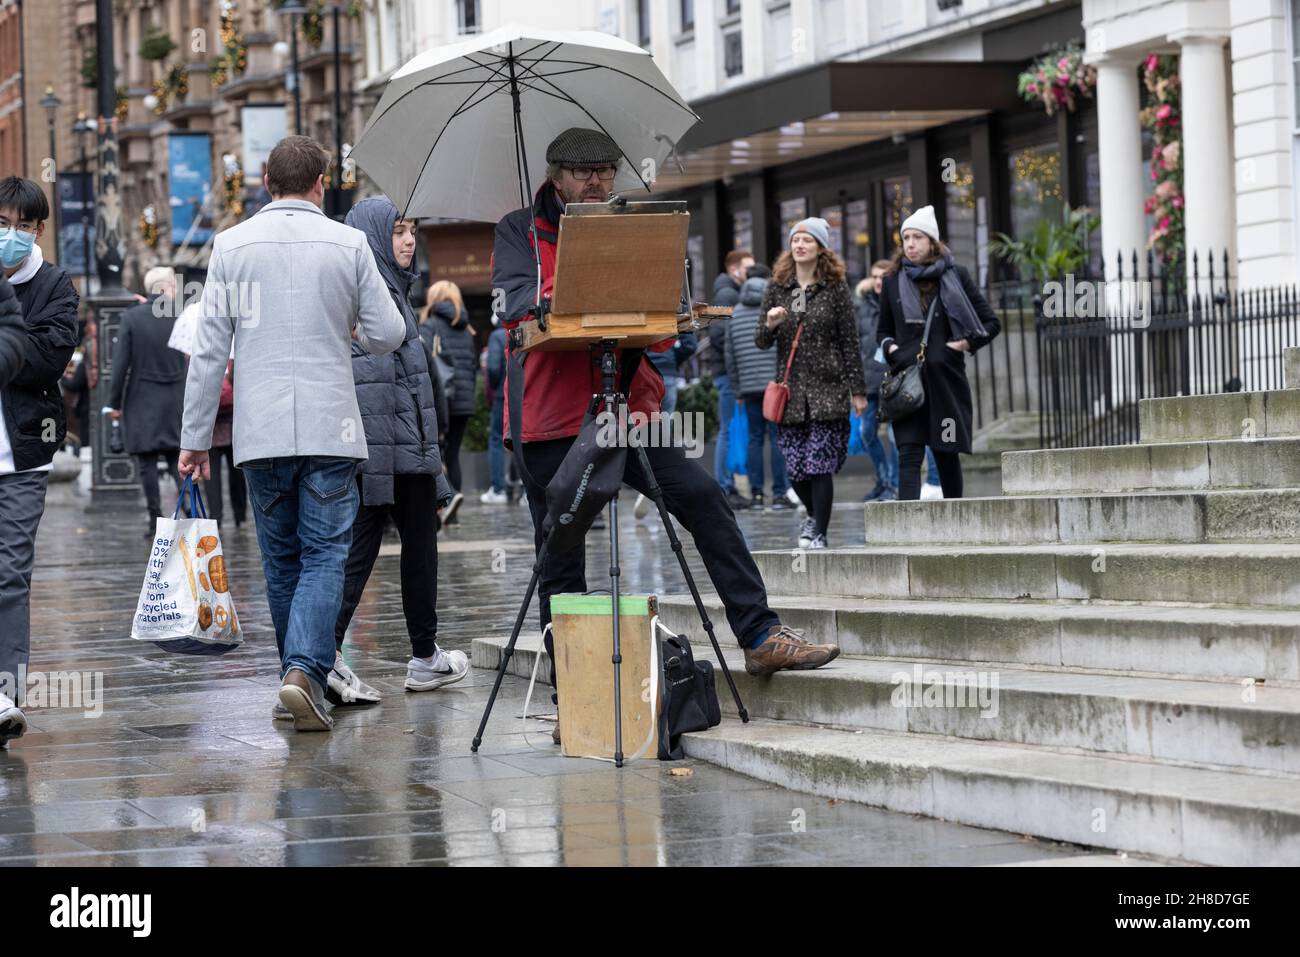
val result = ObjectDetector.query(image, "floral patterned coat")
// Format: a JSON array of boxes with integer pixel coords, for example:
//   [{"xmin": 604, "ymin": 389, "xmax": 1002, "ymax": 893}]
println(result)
[{"xmin": 755, "ymin": 276, "xmax": 867, "ymax": 426}]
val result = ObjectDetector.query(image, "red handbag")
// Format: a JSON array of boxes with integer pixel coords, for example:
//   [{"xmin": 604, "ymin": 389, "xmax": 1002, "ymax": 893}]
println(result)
[{"xmin": 762, "ymin": 321, "xmax": 803, "ymax": 424}]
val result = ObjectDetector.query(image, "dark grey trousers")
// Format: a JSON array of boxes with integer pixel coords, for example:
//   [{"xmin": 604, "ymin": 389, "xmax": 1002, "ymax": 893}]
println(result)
[{"xmin": 0, "ymin": 470, "xmax": 49, "ymax": 685}]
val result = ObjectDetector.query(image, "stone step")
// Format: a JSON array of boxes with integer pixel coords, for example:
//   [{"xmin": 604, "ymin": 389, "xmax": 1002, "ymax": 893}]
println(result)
[
  {"xmin": 1286, "ymin": 347, "xmax": 1299, "ymax": 389},
  {"xmin": 1138, "ymin": 389, "xmax": 1300, "ymax": 443},
  {"xmin": 471, "ymin": 631, "xmax": 1300, "ymax": 772},
  {"xmin": 751, "ymin": 543, "xmax": 1300, "ymax": 607},
  {"xmin": 1001, "ymin": 436, "xmax": 1300, "ymax": 495},
  {"xmin": 704, "ymin": 651, "xmax": 1300, "ymax": 773},
  {"xmin": 860, "ymin": 488, "xmax": 1300, "ymax": 546},
  {"xmin": 681, "ymin": 720, "xmax": 1300, "ymax": 866},
  {"xmin": 653, "ymin": 593, "xmax": 1300, "ymax": 683}
]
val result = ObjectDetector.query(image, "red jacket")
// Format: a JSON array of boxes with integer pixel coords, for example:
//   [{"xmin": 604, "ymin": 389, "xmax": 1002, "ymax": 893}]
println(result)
[{"xmin": 491, "ymin": 185, "xmax": 667, "ymax": 444}]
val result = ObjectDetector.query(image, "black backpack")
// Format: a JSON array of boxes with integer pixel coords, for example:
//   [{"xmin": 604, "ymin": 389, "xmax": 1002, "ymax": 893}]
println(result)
[{"xmin": 657, "ymin": 632, "xmax": 722, "ymax": 760}]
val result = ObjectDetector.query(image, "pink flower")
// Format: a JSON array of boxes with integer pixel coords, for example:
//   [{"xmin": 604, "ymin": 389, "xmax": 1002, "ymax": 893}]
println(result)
[
  {"xmin": 1146, "ymin": 54, "xmax": 1159, "ymax": 72},
  {"xmin": 1058, "ymin": 57, "xmax": 1070, "ymax": 70},
  {"xmin": 1172, "ymin": 195, "xmax": 1184, "ymax": 208},
  {"xmin": 1158, "ymin": 216, "xmax": 1171, "ymax": 230},
  {"xmin": 1144, "ymin": 196, "xmax": 1158, "ymax": 214},
  {"xmin": 1151, "ymin": 166, "xmax": 1158, "ymax": 181},
  {"xmin": 1156, "ymin": 179, "xmax": 1177, "ymax": 199},
  {"xmin": 1162, "ymin": 141, "xmax": 1181, "ymax": 166},
  {"xmin": 1156, "ymin": 104, "xmax": 1172, "ymax": 120},
  {"xmin": 1027, "ymin": 82, "xmax": 1038, "ymax": 94}
]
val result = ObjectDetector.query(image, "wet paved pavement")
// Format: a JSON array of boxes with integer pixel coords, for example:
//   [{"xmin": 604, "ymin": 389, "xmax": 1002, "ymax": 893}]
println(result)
[{"xmin": 1, "ymin": 470, "xmax": 1124, "ymax": 866}]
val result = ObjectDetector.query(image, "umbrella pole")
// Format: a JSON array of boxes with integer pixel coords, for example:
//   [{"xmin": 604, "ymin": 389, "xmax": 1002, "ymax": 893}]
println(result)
[{"xmin": 507, "ymin": 51, "xmax": 545, "ymax": 326}]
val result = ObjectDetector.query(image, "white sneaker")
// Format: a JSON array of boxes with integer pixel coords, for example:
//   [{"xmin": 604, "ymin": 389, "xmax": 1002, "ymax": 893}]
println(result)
[
  {"xmin": 808, "ymin": 533, "xmax": 828, "ymax": 549},
  {"xmin": 921, "ymin": 483, "xmax": 944, "ymax": 500},
  {"xmin": 443, "ymin": 491, "xmax": 465, "ymax": 524},
  {"xmin": 327, "ymin": 651, "xmax": 382, "ymax": 704},
  {"xmin": 785, "ymin": 488, "xmax": 801, "ymax": 508},
  {"xmin": 479, "ymin": 488, "xmax": 508, "ymax": 505},
  {"xmin": 797, "ymin": 517, "xmax": 816, "ymax": 549},
  {"xmin": 405, "ymin": 649, "xmax": 469, "ymax": 692},
  {"xmin": 0, "ymin": 692, "xmax": 27, "ymax": 746},
  {"xmin": 633, "ymin": 493, "xmax": 652, "ymax": 520}
]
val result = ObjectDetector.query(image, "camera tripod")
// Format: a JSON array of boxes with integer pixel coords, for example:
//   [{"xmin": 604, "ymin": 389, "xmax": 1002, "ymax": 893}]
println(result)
[{"xmin": 470, "ymin": 340, "xmax": 749, "ymax": 766}]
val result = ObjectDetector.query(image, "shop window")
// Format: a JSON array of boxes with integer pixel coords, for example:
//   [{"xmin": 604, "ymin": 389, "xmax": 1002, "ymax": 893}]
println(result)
[
  {"xmin": 883, "ymin": 175, "xmax": 913, "ymax": 253},
  {"xmin": 779, "ymin": 197, "xmax": 808, "ymax": 246},
  {"xmin": 944, "ymin": 159, "xmax": 976, "ymax": 266},
  {"xmin": 845, "ymin": 198, "xmax": 870, "ymax": 284},
  {"xmin": 732, "ymin": 209, "xmax": 753, "ymax": 255},
  {"xmin": 455, "ymin": 0, "xmax": 480, "ymax": 35},
  {"xmin": 819, "ymin": 204, "xmax": 844, "ymax": 259},
  {"xmin": 1006, "ymin": 142, "xmax": 1063, "ymax": 246},
  {"xmin": 681, "ymin": 0, "xmax": 695, "ymax": 33},
  {"xmin": 638, "ymin": 0, "xmax": 651, "ymax": 47}
]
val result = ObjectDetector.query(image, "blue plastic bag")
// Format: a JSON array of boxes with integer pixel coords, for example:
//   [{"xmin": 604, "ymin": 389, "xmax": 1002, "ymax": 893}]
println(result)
[
  {"xmin": 726, "ymin": 402, "xmax": 748, "ymax": 475},
  {"xmin": 848, "ymin": 410, "xmax": 865, "ymax": 456}
]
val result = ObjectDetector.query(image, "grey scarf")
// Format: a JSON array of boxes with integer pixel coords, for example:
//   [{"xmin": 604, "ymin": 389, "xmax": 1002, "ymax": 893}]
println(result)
[{"xmin": 899, "ymin": 253, "xmax": 987, "ymax": 340}]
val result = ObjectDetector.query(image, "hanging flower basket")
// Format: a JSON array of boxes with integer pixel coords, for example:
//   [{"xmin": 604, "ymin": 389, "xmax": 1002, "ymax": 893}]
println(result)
[
  {"xmin": 1138, "ymin": 53, "xmax": 1183, "ymax": 262},
  {"xmin": 140, "ymin": 29, "xmax": 178, "ymax": 62},
  {"xmin": 139, "ymin": 205, "xmax": 159, "ymax": 248},
  {"xmin": 1017, "ymin": 46, "xmax": 1096, "ymax": 116}
]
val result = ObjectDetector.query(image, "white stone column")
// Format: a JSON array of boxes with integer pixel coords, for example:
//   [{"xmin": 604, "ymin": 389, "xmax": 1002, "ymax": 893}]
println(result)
[
  {"xmin": 741, "ymin": 0, "xmax": 766, "ymax": 83},
  {"xmin": 790, "ymin": 0, "xmax": 817, "ymax": 67},
  {"xmin": 1176, "ymin": 32, "xmax": 1235, "ymax": 284},
  {"xmin": 1092, "ymin": 53, "xmax": 1147, "ymax": 281},
  {"xmin": 695, "ymin": 0, "xmax": 720, "ymax": 96}
]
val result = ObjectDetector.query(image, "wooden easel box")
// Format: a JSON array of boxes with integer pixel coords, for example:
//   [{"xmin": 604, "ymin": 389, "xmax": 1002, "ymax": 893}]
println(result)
[
  {"xmin": 551, "ymin": 593, "xmax": 660, "ymax": 761},
  {"xmin": 517, "ymin": 207, "xmax": 689, "ymax": 353}
]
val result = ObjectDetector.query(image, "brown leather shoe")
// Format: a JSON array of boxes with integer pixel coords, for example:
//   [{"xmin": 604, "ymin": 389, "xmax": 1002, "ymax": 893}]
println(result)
[
  {"xmin": 743, "ymin": 625, "xmax": 840, "ymax": 677},
  {"xmin": 279, "ymin": 668, "xmax": 334, "ymax": 732}
]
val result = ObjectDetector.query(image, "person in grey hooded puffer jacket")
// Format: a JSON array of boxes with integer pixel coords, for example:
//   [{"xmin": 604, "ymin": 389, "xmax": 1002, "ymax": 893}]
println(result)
[{"xmin": 327, "ymin": 197, "xmax": 467, "ymax": 706}]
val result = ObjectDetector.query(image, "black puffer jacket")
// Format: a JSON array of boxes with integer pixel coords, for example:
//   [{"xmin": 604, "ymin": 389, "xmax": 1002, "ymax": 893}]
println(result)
[
  {"xmin": 426, "ymin": 299, "xmax": 478, "ymax": 417},
  {"xmin": 345, "ymin": 198, "xmax": 453, "ymax": 508},
  {"xmin": 0, "ymin": 275, "xmax": 25, "ymax": 388},
  {"xmin": 705, "ymin": 271, "xmax": 741, "ymax": 377},
  {"xmin": 4, "ymin": 261, "xmax": 79, "ymax": 470},
  {"xmin": 854, "ymin": 291, "xmax": 889, "ymax": 396}
]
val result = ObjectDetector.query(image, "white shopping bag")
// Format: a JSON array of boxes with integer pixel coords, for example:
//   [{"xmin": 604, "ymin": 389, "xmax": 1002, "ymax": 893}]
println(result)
[{"xmin": 132, "ymin": 478, "xmax": 242, "ymax": 655}]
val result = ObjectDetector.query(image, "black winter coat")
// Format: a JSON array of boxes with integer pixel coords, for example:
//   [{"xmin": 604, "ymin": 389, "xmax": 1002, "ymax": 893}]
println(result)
[
  {"xmin": 877, "ymin": 264, "xmax": 1000, "ymax": 454},
  {"xmin": 426, "ymin": 300, "xmax": 478, "ymax": 417},
  {"xmin": 4, "ymin": 261, "xmax": 79, "ymax": 470},
  {"xmin": 854, "ymin": 292, "xmax": 889, "ymax": 396},
  {"xmin": 755, "ymin": 275, "xmax": 867, "ymax": 426},
  {"xmin": 0, "ymin": 275, "xmax": 24, "ymax": 388},
  {"xmin": 705, "ymin": 272, "xmax": 741, "ymax": 377},
  {"xmin": 109, "ymin": 295, "xmax": 187, "ymax": 454}
]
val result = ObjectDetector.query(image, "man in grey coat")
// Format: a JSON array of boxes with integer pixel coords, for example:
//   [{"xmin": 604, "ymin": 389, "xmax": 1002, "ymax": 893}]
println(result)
[{"xmin": 179, "ymin": 136, "xmax": 404, "ymax": 732}]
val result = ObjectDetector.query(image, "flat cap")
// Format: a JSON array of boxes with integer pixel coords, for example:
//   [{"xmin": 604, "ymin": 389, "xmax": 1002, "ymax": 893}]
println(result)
[{"xmin": 546, "ymin": 127, "xmax": 622, "ymax": 166}]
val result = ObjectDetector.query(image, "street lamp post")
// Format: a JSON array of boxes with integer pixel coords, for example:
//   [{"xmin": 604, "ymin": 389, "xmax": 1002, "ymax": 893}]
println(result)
[
  {"xmin": 331, "ymin": 3, "xmax": 344, "ymax": 219},
  {"xmin": 40, "ymin": 86, "xmax": 61, "ymax": 259},
  {"xmin": 73, "ymin": 114, "xmax": 93, "ymax": 290},
  {"xmin": 88, "ymin": 0, "xmax": 141, "ymax": 509},
  {"xmin": 281, "ymin": 0, "xmax": 306, "ymax": 135}
]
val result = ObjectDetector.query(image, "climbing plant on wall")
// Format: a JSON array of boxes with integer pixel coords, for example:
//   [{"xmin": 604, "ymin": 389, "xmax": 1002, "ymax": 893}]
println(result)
[{"xmin": 1139, "ymin": 53, "xmax": 1183, "ymax": 264}]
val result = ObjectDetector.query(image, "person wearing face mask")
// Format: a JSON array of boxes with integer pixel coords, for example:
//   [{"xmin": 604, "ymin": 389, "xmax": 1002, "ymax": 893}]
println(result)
[
  {"xmin": 0, "ymin": 177, "xmax": 80, "ymax": 748},
  {"xmin": 108, "ymin": 266, "xmax": 189, "ymax": 537}
]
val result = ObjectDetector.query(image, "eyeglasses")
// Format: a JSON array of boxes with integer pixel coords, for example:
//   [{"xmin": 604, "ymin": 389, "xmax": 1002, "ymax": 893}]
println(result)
[
  {"xmin": 0, "ymin": 221, "xmax": 37, "ymax": 234},
  {"xmin": 563, "ymin": 164, "xmax": 618, "ymax": 182}
]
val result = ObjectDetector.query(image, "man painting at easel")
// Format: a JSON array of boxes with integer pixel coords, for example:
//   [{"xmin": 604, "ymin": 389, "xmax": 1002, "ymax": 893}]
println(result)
[{"xmin": 492, "ymin": 128, "xmax": 841, "ymax": 743}]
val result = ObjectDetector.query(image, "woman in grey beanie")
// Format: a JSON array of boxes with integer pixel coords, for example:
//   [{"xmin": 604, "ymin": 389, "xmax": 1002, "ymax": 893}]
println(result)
[{"xmin": 755, "ymin": 219, "xmax": 868, "ymax": 548}]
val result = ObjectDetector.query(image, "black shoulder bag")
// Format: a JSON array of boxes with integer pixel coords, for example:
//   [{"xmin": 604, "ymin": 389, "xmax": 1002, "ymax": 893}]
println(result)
[
  {"xmin": 657, "ymin": 632, "xmax": 722, "ymax": 760},
  {"xmin": 878, "ymin": 294, "xmax": 938, "ymax": 424}
]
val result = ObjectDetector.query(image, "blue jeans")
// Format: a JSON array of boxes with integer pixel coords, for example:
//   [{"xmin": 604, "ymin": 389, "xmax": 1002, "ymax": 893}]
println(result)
[
  {"xmin": 241, "ymin": 456, "xmax": 359, "ymax": 691},
  {"xmin": 713, "ymin": 373, "xmax": 735, "ymax": 492},
  {"xmin": 860, "ymin": 395, "xmax": 899, "ymax": 490},
  {"xmin": 742, "ymin": 395, "xmax": 789, "ymax": 497},
  {"xmin": 488, "ymin": 396, "xmax": 505, "ymax": 493},
  {"xmin": 926, "ymin": 446, "xmax": 941, "ymax": 486}
]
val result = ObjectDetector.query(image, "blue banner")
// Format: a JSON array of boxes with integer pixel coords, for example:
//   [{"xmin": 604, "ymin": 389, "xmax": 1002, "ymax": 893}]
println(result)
[
  {"xmin": 168, "ymin": 133, "xmax": 214, "ymax": 246},
  {"xmin": 57, "ymin": 170, "xmax": 94, "ymax": 275}
]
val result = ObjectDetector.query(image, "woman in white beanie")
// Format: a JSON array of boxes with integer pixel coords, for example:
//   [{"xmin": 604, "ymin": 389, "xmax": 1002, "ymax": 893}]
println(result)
[
  {"xmin": 756, "ymin": 218, "xmax": 868, "ymax": 548},
  {"xmin": 877, "ymin": 205, "xmax": 1000, "ymax": 500}
]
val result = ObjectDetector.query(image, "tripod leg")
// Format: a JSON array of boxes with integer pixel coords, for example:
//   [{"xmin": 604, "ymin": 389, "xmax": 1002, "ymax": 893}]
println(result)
[
  {"xmin": 630, "ymin": 442, "xmax": 749, "ymax": 723},
  {"xmin": 471, "ymin": 534, "xmax": 551, "ymax": 753},
  {"xmin": 607, "ymin": 492, "xmax": 625, "ymax": 768}
]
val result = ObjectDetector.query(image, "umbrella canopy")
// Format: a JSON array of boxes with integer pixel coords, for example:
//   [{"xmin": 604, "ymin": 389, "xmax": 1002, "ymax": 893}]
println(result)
[{"xmin": 350, "ymin": 23, "xmax": 699, "ymax": 223}]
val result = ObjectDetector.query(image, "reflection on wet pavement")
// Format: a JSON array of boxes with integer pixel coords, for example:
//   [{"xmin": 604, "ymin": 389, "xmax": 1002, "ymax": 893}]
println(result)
[{"xmin": 1, "ymin": 480, "xmax": 1112, "ymax": 865}]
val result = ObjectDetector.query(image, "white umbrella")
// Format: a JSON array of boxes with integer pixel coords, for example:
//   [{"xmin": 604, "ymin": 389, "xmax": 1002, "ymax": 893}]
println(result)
[{"xmin": 350, "ymin": 23, "xmax": 699, "ymax": 224}]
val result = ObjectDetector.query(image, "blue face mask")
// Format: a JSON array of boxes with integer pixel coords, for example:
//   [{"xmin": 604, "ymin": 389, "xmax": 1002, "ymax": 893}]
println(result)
[{"xmin": 0, "ymin": 227, "xmax": 35, "ymax": 269}]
